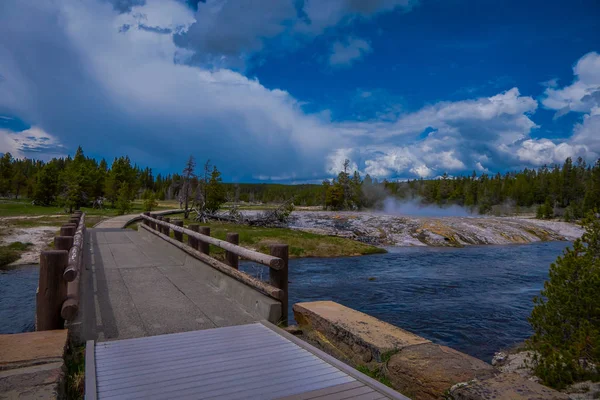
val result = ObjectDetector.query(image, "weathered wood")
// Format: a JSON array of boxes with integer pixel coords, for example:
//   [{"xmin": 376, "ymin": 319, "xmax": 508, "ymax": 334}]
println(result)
[
  {"xmin": 199, "ymin": 227, "xmax": 210, "ymax": 255},
  {"xmin": 69, "ymin": 216, "xmax": 80, "ymax": 226},
  {"xmin": 163, "ymin": 217, "xmax": 171, "ymax": 237},
  {"xmin": 149, "ymin": 214, "xmax": 157, "ymax": 230},
  {"xmin": 173, "ymin": 220, "xmax": 184, "ymax": 242},
  {"xmin": 54, "ymin": 236, "xmax": 74, "ymax": 251},
  {"xmin": 270, "ymin": 244, "xmax": 289, "ymax": 324},
  {"xmin": 61, "ymin": 275, "xmax": 80, "ymax": 320},
  {"xmin": 156, "ymin": 216, "xmax": 163, "ymax": 233},
  {"xmin": 141, "ymin": 214, "xmax": 282, "ymax": 269},
  {"xmin": 188, "ymin": 224, "xmax": 199, "ymax": 250},
  {"xmin": 60, "ymin": 224, "xmax": 76, "ymax": 237},
  {"xmin": 142, "ymin": 212, "xmax": 150, "ymax": 226},
  {"xmin": 74, "ymin": 210, "xmax": 83, "ymax": 216},
  {"xmin": 36, "ymin": 250, "xmax": 68, "ymax": 331},
  {"xmin": 63, "ymin": 214, "xmax": 85, "ymax": 282},
  {"xmin": 225, "ymin": 233, "xmax": 239, "ymax": 269},
  {"xmin": 140, "ymin": 224, "xmax": 283, "ymax": 301}
]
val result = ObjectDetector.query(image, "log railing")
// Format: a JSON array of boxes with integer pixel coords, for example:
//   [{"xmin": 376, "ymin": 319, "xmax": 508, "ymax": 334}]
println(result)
[
  {"xmin": 36, "ymin": 211, "xmax": 86, "ymax": 331},
  {"xmin": 140, "ymin": 212, "xmax": 289, "ymax": 322}
]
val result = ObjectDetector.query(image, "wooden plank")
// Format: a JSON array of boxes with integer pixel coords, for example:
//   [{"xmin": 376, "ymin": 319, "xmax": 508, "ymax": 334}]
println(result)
[
  {"xmin": 260, "ymin": 321, "xmax": 409, "ymax": 400},
  {"xmin": 140, "ymin": 214, "xmax": 283, "ymax": 269},
  {"xmin": 97, "ymin": 352, "xmax": 317, "ymax": 390},
  {"xmin": 99, "ymin": 356, "xmax": 327, "ymax": 396},
  {"xmin": 85, "ymin": 340, "xmax": 97, "ymax": 400},
  {"xmin": 275, "ymin": 381, "xmax": 365, "ymax": 400},
  {"xmin": 213, "ymin": 374, "xmax": 355, "ymax": 400},
  {"xmin": 97, "ymin": 345, "xmax": 309, "ymax": 382},
  {"xmin": 139, "ymin": 224, "xmax": 283, "ymax": 300}
]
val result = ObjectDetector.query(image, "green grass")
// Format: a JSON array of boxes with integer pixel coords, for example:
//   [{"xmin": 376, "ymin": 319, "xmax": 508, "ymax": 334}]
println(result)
[
  {"xmin": 0, "ymin": 198, "xmax": 177, "ymax": 218},
  {"xmin": 168, "ymin": 219, "xmax": 386, "ymax": 259},
  {"xmin": 356, "ymin": 365, "xmax": 394, "ymax": 388},
  {"xmin": 65, "ymin": 345, "xmax": 85, "ymax": 400},
  {"xmin": 0, "ymin": 242, "xmax": 33, "ymax": 267}
]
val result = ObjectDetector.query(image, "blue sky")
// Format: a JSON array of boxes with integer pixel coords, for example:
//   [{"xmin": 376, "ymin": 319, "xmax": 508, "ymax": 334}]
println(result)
[{"xmin": 1, "ymin": 0, "xmax": 599, "ymax": 182}]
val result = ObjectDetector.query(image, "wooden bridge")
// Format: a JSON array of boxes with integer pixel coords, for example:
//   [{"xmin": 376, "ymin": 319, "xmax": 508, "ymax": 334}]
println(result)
[{"xmin": 34, "ymin": 212, "xmax": 408, "ymax": 400}]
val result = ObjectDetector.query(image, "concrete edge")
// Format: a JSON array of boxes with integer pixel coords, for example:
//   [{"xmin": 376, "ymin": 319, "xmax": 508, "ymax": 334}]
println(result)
[{"xmin": 293, "ymin": 301, "xmax": 569, "ymax": 400}]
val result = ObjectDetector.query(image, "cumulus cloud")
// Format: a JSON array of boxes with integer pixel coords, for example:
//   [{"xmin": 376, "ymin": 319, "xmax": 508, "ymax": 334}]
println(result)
[
  {"xmin": 329, "ymin": 37, "xmax": 372, "ymax": 67},
  {"xmin": 0, "ymin": 127, "xmax": 65, "ymax": 160},
  {"xmin": 542, "ymin": 51, "xmax": 600, "ymax": 116}
]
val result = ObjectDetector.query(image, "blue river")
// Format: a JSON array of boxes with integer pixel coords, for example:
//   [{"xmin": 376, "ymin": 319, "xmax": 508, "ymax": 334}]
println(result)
[
  {"xmin": 2, "ymin": 241, "xmax": 569, "ymax": 362},
  {"xmin": 244, "ymin": 241, "xmax": 569, "ymax": 362}
]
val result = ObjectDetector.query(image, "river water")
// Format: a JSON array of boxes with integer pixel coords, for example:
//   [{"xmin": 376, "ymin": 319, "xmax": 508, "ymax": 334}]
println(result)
[
  {"xmin": 2, "ymin": 242, "xmax": 568, "ymax": 362},
  {"xmin": 245, "ymin": 241, "xmax": 569, "ymax": 362},
  {"xmin": 0, "ymin": 264, "xmax": 38, "ymax": 334}
]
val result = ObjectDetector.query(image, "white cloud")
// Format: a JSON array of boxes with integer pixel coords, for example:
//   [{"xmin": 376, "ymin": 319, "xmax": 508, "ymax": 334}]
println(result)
[
  {"xmin": 0, "ymin": 126, "xmax": 65, "ymax": 160},
  {"xmin": 542, "ymin": 51, "xmax": 600, "ymax": 115},
  {"xmin": 329, "ymin": 37, "xmax": 372, "ymax": 67}
]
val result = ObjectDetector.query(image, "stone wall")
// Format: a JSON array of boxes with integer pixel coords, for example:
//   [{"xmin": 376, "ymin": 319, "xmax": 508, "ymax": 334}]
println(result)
[{"xmin": 293, "ymin": 301, "xmax": 568, "ymax": 400}]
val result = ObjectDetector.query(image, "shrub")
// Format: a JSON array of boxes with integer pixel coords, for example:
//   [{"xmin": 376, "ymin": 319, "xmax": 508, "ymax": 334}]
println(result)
[{"xmin": 528, "ymin": 212, "xmax": 600, "ymax": 389}]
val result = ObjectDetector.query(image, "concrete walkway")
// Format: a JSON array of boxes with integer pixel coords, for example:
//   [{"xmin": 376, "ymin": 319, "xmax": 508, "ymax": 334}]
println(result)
[
  {"xmin": 80, "ymin": 228, "xmax": 260, "ymax": 342},
  {"xmin": 93, "ymin": 209, "xmax": 182, "ymax": 229}
]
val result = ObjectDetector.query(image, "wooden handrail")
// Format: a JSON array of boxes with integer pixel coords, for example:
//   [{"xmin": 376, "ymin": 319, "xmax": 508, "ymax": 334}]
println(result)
[
  {"xmin": 139, "ymin": 224, "xmax": 284, "ymax": 301},
  {"xmin": 64, "ymin": 213, "xmax": 85, "ymax": 282},
  {"xmin": 140, "ymin": 214, "xmax": 283, "ymax": 270}
]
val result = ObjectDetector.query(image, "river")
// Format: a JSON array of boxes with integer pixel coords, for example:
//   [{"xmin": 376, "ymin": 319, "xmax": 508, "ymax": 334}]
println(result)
[
  {"xmin": 2, "ymin": 242, "xmax": 568, "ymax": 363},
  {"xmin": 245, "ymin": 240, "xmax": 569, "ymax": 362}
]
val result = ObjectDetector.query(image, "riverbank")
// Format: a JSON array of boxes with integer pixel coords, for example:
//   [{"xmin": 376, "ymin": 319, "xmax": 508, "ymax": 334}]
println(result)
[
  {"xmin": 284, "ymin": 211, "xmax": 583, "ymax": 247},
  {"xmin": 179, "ymin": 219, "xmax": 387, "ymax": 259}
]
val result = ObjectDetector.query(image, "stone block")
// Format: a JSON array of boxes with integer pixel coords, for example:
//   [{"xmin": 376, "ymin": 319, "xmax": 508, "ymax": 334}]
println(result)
[
  {"xmin": 293, "ymin": 301, "xmax": 430, "ymax": 363},
  {"xmin": 387, "ymin": 342, "xmax": 495, "ymax": 400}
]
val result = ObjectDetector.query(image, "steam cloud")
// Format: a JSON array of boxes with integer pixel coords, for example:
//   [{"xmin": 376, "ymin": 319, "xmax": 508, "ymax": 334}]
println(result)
[{"xmin": 381, "ymin": 197, "xmax": 477, "ymax": 217}]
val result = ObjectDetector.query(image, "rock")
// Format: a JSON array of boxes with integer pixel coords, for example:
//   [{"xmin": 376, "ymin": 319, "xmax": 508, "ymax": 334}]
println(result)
[
  {"xmin": 387, "ymin": 343, "xmax": 495, "ymax": 400},
  {"xmin": 293, "ymin": 301, "xmax": 430, "ymax": 364},
  {"xmin": 491, "ymin": 352, "xmax": 507, "ymax": 366},
  {"xmin": 0, "ymin": 330, "xmax": 68, "ymax": 400},
  {"xmin": 449, "ymin": 372, "xmax": 570, "ymax": 400},
  {"xmin": 494, "ymin": 350, "xmax": 538, "ymax": 381},
  {"xmin": 565, "ymin": 381, "xmax": 600, "ymax": 400}
]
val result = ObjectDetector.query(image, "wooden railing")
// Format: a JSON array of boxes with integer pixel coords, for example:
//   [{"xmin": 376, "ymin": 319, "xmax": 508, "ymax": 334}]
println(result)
[
  {"xmin": 139, "ymin": 212, "xmax": 289, "ymax": 322},
  {"xmin": 36, "ymin": 211, "xmax": 85, "ymax": 331}
]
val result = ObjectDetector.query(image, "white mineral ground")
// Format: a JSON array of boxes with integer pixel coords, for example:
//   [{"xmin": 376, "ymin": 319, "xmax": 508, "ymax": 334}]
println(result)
[
  {"xmin": 260, "ymin": 211, "xmax": 583, "ymax": 247},
  {"xmin": 0, "ymin": 217, "xmax": 60, "ymax": 266}
]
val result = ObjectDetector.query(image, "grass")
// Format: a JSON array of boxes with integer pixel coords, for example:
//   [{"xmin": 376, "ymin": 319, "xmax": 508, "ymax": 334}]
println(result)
[
  {"xmin": 65, "ymin": 344, "xmax": 85, "ymax": 400},
  {"xmin": 0, "ymin": 242, "xmax": 33, "ymax": 267},
  {"xmin": 0, "ymin": 198, "xmax": 177, "ymax": 218},
  {"xmin": 171, "ymin": 219, "xmax": 386, "ymax": 259},
  {"xmin": 356, "ymin": 365, "xmax": 394, "ymax": 388}
]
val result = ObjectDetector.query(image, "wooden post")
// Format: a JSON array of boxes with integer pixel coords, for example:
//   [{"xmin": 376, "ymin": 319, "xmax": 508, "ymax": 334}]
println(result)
[
  {"xmin": 149, "ymin": 214, "xmax": 157, "ymax": 230},
  {"xmin": 225, "ymin": 233, "xmax": 239, "ymax": 269},
  {"xmin": 163, "ymin": 217, "xmax": 171, "ymax": 237},
  {"xmin": 69, "ymin": 216, "xmax": 80, "ymax": 225},
  {"xmin": 270, "ymin": 244, "xmax": 289, "ymax": 325},
  {"xmin": 199, "ymin": 227, "xmax": 210, "ymax": 255},
  {"xmin": 188, "ymin": 225, "xmax": 199, "ymax": 249},
  {"xmin": 54, "ymin": 236, "xmax": 74, "ymax": 251},
  {"xmin": 156, "ymin": 216, "xmax": 163, "ymax": 232},
  {"xmin": 143, "ymin": 212, "xmax": 150, "ymax": 226},
  {"xmin": 36, "ymin": 250, "xmax": 68, "ymax": 331},
  {"xmin": 173, "ymin": 220, "xmax": 183, "ymax": 241},
  {"xmin": 60, "ymin": 224, "xmax": 76, "ymax": 237}
]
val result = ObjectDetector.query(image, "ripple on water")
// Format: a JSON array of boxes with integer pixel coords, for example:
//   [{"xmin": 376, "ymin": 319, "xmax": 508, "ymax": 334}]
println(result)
[
  {"xmin": 242, "ymin": 241, "xmax": 569, "ymax": 362},
  {"xmin": 0, "ymin": 264, "xmax": 38, "ymax": 334}
]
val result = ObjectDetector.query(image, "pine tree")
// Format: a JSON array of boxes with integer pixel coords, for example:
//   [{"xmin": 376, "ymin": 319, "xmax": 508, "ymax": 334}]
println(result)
[
  {"xmin": 205, "ymin": 166, "xmax": 226, "ymax": 213},
  {"xmin": 116, "ymin": 183, "xmax": 132, "ymax": 215},
  {"xmin": 181, "ymin": 155, "xmax": 196, "ymax": 218},
  {"xmin": 528, "ymin": 212, "xmax": 600, "ymax": 389}
]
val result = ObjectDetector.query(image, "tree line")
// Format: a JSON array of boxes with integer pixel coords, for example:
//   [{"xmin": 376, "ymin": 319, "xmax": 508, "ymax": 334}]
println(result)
[
  {"xmin": 323, "ymin": 157, "xmax": 600, "ymax": 220},
  {"xmin": 1, "ymin": 147, "xmax": 599, "ymax": 219}
]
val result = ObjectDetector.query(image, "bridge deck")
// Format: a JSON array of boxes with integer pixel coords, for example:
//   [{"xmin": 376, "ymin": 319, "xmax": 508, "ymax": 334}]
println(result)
[
  {"xmin": 87, "ymin": 322, "xmax": 407, "ymax": 400},
  {"xmin": 80, "ymin": 228, "xmax": 258, "ymax": 342}
]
